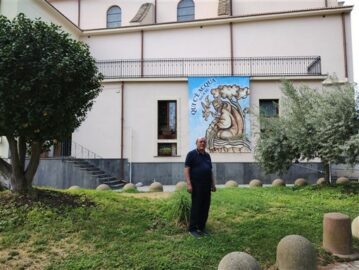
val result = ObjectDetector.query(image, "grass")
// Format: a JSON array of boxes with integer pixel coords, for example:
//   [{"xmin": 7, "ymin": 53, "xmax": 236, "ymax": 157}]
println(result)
[{"xmin": 0, "ymin": 184, "xmax": 358, "ymax": 270}]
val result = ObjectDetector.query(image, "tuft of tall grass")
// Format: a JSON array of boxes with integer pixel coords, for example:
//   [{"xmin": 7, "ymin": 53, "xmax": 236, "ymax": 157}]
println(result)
[{"xmin": 165, "ymin": 190, "xmax": 191, "ymax": 227}]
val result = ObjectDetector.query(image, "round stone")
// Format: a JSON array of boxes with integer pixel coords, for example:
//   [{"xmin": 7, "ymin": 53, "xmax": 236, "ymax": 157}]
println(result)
[
  {"xmin": 317, "ymin": 178, "xmax": 329, "ymax": 185},
  {"xmin": 276, "ymin": 235, "xmax": 317, "ymax": 270},
  {"xmin": 323, "ymin": 212, "xmax": 352, "ymax": 255},
  {"xmin": 352, "ymin": 216, "xmax": 359, "ymax": 240},
  {"xmin": 175, "ymin": 181, "xmax": 187, "ymax": 191},
  {"xmin": 249, "ymin": 179, "xmax": 262, "ymax": 188},
  {"xmin": 225, "ymin": 180, "xmax": 239, "ymax": 188},
  {"xmin": 336, "ymin": 177, "xmax": 350, "ymax": 185},
  {"xmin": 218, "ymin": 251, "xmax": 261, "ymax": 270},
  {"xmin": 68, "ymin": 185, "xmax": 81, "ymax": 190},
  {"xmin": 272, "ymin": 179, "xmax": 285, "ymax": 187},
  {"xmin": 294, "ymin": 178, "xmax": 308, "ymax": 186},
  {"xmin": 96, "ymin": 184, "xmax": 111, "ymax": 191},
  {"xmin": 123, "ymin": 183, "xmax": 137, "ymax": 192},
  {"xmin": 149, "ymin": 182, "xmax": 163, "ymax": 192}
]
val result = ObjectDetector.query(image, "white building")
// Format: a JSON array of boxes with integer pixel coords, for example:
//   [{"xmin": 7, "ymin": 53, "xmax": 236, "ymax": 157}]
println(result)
[{"xmin": 0, "ymin": 0, "xmax": 355, "ymax": 188}]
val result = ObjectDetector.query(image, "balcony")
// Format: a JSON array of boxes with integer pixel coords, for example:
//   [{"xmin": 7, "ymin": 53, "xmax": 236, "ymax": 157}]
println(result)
[{"xmin": 96, "ymin": 56, "xmax": 321, "ymax": 79}]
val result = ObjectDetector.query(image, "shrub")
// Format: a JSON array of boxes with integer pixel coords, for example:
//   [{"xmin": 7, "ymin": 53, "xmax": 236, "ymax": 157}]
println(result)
[{"xmin": 166, "ymin": 190, "xmax": 191, "ymax": 227}]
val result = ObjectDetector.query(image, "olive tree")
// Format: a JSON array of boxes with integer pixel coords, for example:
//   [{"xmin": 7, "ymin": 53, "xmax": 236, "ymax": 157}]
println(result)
[
  {"xmin": 0, "ymin": 14, "xmax": 103, "ymax": 194},
  {"xmin": 255, "ymin": 80, "xmax": 359, "ymax": 181}
]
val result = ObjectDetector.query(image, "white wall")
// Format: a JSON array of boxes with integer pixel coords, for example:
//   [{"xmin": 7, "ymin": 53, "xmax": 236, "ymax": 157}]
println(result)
[
  {"xmin": 82, "ymin": 32, "xmax": 142, "ymax": 60},
  {"xmin": 73, "ymin": 79, "xmax": 323, "ymax": 162},
  {"xmin": 232, "ymin": 15, "xmax": 346, "ymax": 77},
  {"xmin": 48, "ymin": 0, "xmax": 340, "ymax": 29},
  {"xmin": 0, "ymin": 137, "xmax": 9, "ymax": 159},
  {"xmin": 72, "ymin": 83, "xmax": 122, "ymax": 158},
  {"xmin": 144, "ymin": 24, "xmax": 231, "ymax": 58}
]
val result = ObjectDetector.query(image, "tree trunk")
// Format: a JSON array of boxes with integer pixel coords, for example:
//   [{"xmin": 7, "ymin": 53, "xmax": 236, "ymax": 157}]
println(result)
[{"xmin": 6, "ymin": 136, "xmax": 42, "ymax": 194}]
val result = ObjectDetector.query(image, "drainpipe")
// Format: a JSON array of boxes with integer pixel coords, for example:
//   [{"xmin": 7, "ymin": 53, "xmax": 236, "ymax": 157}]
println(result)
[
  {"xmin": 154, "ymin": 0, "xmax": 157, "ymax": 24},
  {"xmin": 229, "ymin": 22, "xmax": 234, "ymax": 75},
  {"xmin": 324, "ymin": 0, "xmax": 328, "ymax": 8},
  {"xmin": 141, "ymin": 30, "xmax": 144, "ymax": 77},
  {"xmin": 341, "ymin": 13, "xmax": 348, "ymax": 79},
  {"xmin": 120, "ymin": 81, "xmax": 125, "ymax": 180},
  {"xmin": 78, "ymin": 0, "xmax": 81, "ymax": 28},
  {"xmin": 230, "ymin": 0, "xmax": 233, "ymax": 16}
]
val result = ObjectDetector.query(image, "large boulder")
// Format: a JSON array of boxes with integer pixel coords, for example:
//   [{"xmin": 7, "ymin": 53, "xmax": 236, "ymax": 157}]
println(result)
[
  {"xmin": 352, "ymin": 216, "xmax": 359, "ymax": 240},
  {"xmin": 225, "ymin": 180, "xmax": 239, "ymax": 188},
  {"xmin": 272, "ymin": 179, "xmax": 285, "ymax": 187},
  {"xmin": 249, "ymin": 179, "xmax": 262, "ymax": 188},
  {"xmin": 336, "ymin": 177, "xmax": 350, "ymax": 185},
  {"xmin": 294, "ymin": 178, "xmax": 308, "ymax": 187},
  {"xmin": 175, "ymin": 181, "xmax": 187, "ymax": 191},
  {"xmin": 149, "ymin": 182, "xmax": 163, "ymax": 192},
  {"xmin": 316, "ymin": 178, "xmax": 329, "ymax": 185},
  {"xmin": 218, "ymin": 251, "xmax": 261, "ymax": 270},
  {"xmin": 123, "ymin": 183, "xmax": 137, "ymax": 192},
  {"xmin": 96, "ymin": 184, "xmax": 111, "ymax": 191},
  {"xmin": 68, "ymin": 185, "xmax": 81, "ymax": 190},
  {"xmin": 276, "ymin": 235, "xmax": 316, "ymax": 270}
]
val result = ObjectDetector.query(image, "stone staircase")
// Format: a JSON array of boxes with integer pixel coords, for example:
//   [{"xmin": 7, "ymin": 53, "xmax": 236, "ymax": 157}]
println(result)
[{"xmin": 66, "ymin": 158, "xmax": 127, "ymax": 189}]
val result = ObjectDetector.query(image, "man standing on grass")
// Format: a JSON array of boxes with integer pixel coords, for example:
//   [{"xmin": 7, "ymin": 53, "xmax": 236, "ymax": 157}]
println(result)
[{"xmin": 184, "ymin": 137, "xmax": 216, "ymax": 238}]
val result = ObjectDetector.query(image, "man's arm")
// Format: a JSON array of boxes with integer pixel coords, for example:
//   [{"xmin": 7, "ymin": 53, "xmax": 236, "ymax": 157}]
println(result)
[{"xmin": 184, "ymin": 167, "xmax": 192, "ymax": 193}]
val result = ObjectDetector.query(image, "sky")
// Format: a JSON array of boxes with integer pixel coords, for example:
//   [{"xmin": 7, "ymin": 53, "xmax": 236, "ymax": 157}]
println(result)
[{"xmin": 345, "ymin": 0, "xmax": 358, "ymax": 82}]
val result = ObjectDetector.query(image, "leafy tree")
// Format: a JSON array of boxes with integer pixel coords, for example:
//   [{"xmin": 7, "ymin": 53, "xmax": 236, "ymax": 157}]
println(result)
[
  {"xmin": 0, "ymin": 14, "xmax": 103, "ymax": 194},
  {"xmin": 255, "ymin": 80, "xmax": 359, "ymax": 181}
]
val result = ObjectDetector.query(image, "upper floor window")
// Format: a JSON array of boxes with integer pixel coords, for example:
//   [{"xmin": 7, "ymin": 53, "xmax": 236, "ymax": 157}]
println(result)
[
  {"xmin": 177, "ymin": 0, "xmax": 194, "ymax": 22},
  {"xmin": 107, "ymin": 6, "xmax": 122, "ymax": 28}
]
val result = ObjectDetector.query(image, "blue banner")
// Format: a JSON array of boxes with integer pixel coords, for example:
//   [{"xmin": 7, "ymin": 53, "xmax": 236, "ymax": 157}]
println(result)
[{"xmin": 188, "ymin": 76, "xmax": 251, "ymax": 153}]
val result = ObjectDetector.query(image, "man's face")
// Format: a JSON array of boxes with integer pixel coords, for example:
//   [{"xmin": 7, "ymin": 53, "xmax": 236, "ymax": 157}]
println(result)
[{"xmin": 196, "ymin": 138, "xmax": 207, "ymax": 151}]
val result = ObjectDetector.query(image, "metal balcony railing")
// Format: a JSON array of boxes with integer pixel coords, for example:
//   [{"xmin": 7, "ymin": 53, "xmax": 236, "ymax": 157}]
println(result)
[{"xmin": 96, "ymin": 56, "xmax": 321, "ymax": 79}]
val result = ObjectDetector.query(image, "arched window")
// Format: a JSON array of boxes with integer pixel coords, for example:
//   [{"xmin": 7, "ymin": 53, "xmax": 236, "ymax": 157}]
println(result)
[
  {"xmin": 107, "ymin": 6, "xmax": 122, "ymax": 28},
  {"xmin": 177, "ymin": 0, "xmax": 194, "ymax": 22}
]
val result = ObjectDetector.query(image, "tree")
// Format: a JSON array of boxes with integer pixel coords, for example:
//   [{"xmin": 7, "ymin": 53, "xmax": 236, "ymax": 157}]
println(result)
[
  {"xmin": 255, "ymin": 80, "xmax": 359, "ymax": 181},
  {"xmin": 0, "ymin": 14, "xmax": 103, "ymax": 194}
]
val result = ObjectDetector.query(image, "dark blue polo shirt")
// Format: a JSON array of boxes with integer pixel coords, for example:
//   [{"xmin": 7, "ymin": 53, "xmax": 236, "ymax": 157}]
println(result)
[{"xmin": 185, "ymin": 149, "xmax": 212, "ymax": 185}]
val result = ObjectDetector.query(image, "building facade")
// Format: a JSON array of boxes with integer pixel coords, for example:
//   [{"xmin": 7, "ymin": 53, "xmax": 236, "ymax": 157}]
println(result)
[{"xmin": 0, "ymin": 0, "xmax": 355, "ymax": 188}]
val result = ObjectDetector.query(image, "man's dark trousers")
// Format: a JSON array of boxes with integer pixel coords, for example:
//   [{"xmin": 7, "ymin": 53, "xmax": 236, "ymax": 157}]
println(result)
[{"xmin": 189, "ymin": 182, "xmax": 211, "ymax": 231}]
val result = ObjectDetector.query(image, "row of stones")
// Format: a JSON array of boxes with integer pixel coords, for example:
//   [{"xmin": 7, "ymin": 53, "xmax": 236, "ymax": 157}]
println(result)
[
  {"xmin": 68, "ymin": 176, "xmax": 354, "ymax": 191},
  {"xmin": 219, "ymin": 213, "xmax": 359, "ymax": 270}
]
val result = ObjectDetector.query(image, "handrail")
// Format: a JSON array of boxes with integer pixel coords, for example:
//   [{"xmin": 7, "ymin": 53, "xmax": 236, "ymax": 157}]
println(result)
[
  {"xmin": 70, "ymin": 141, "xmax": 103, "ymax": 159},
  {"xmin": 96, "ymin": 56, "xmax": 322, "ymax": 79}
]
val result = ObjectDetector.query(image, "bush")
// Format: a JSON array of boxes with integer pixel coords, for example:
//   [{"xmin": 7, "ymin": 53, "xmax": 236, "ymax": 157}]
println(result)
[{"xmin": 165, "ymin": 190, "xmax": 191, "ymax": 227}]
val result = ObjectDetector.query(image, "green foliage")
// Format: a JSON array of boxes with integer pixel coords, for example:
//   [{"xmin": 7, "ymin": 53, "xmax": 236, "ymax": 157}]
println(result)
[
  {"xmin": 255, "ymin": 80, "xmax": 359, "ymax": 174},
  {"xmin": 165, "ymin": 190, "xmax": 191, "ymax": 227},
  {"xmin": 0, "ymin": 14, "xmax": 102, "ymax": 141}
]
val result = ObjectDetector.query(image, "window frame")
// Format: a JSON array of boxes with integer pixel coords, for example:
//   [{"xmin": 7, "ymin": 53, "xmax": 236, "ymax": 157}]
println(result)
[
  {"xmin": 156, "ymin": 99, "xmax": 180, "ymax": 157},
  {"xmin": 259, "ymin": 99, "xmax": 279, "ymax": 133},
  {"xmin": 177, "ymin": 0, "xmax": 195, "ymax": 22},
  {"xmin": 106, "ymin": 5, "xmax": 122, "ymax": 28}
]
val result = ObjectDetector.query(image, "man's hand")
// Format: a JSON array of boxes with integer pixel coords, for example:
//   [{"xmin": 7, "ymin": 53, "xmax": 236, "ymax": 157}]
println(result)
[
  {"xmin": 187, "ymin": 183, "xmax": 193, "ymax": 193},
  {"xmin": 211, "ymin": 185, "xmax": 216, "ymax": 192}
]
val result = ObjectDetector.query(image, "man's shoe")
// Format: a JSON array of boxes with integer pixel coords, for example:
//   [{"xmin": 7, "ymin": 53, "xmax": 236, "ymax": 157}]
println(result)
[
  {"xmin": 199, "ymin": 229, "xmax": 210, "ymax": 236},
  {"xmin": 189, "ymin": 230, "xmax": 202, "ymax": 238}
]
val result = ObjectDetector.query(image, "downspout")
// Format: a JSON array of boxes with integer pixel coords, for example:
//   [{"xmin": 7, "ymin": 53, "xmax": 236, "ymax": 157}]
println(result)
[
  {"xmin": 230, "ymin": 0, "xmax": 233, "ymax": 16},
  {"xmin": 154, "ymin": 0, "xmax": 157, "ymax": 24},
  {"xmin": 120, "ymin": 81, "xmax": 125, "ymax": 180},
  {"xmin": 229, "ymin": 22, "xmax": 234, "ymax": 75},
  {"xmin": 324, "ymin": 0, "xmax": 328, "ymax": 8},
  {"xmin": 78, "ymin": 0, "xmax": 81, "ymax": 28},
  {"xmin": 341, "ymin": 13, "xmax": 348, "ymax": 78},
  {"xmin": 141, "ymin": 30, "xmax": 144, "ymax": 77}
]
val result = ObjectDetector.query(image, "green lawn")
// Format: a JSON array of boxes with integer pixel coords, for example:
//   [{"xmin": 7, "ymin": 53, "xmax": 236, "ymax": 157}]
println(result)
[{"xmin": 0, "ymin": 184, "xmax": 358, "ymax": 270}]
